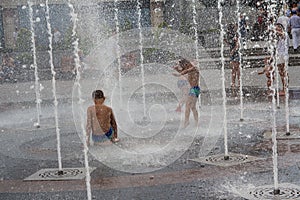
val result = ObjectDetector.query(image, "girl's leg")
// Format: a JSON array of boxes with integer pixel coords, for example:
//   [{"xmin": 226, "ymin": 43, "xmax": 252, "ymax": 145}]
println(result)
[
  {"xmin": 184, "ymin": 96, "xmax": 192, "ymax": 128},
  {"xmin": 190, "ymin": 97, "xmax": 199, "ymax": 126}
]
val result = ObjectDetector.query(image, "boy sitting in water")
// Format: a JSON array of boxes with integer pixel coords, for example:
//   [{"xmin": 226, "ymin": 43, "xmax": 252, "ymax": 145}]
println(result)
[
  {"xmin": 86, "ymin": 90, "xmax": 119, "ymax": 146},
  {"xmin": 258, "ymin": 56, "xmax": 274, "ymax": 95}
]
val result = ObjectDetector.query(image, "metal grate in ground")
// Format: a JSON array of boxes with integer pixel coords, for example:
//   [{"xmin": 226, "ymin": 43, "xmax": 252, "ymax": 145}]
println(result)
[
  {"xmin": 240, "ymin": 183, "xmax": 300, "ymax": 200},
  {"xmin": 189, "ymin": 153, "xmax": 263, "ymax": 167},
  {"xmin": 263, "ymin": 130, "xmax": 300, "ymax": 140},
  {"xmin": 24, "ymin": 167, "xmax": 96, "ymax": 181}
]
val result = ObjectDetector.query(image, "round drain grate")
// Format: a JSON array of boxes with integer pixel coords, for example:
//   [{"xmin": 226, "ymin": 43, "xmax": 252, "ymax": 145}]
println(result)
[
  {"xmin": 249, "ymin": 187, "xmax": 300, "ymax": 199},
  {"xmin": 205, "ymin": 154, "xmax": 248, "ymax": 162},
  {"xmin": 39, "ymin": 168, "xmax": 83, "ymax": 179}
]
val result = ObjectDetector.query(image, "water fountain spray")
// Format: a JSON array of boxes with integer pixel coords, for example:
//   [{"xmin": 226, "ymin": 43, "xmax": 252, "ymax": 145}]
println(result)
[
  {"xmin": 137, "ymin": 0, "xmax": 147, "ymax": 120},
  {"xmin": 284, "ymin": 42, "xmax": 290, "ymax": 136},
  {"xmin": 114, "ymin": 0, "xmax": 123, "ymax": 105},
  {"xmin": 191, "ymin": 0, "xmax": 201, "ymax": 109},
  {"xmin": 68, "ymin": 2, "xmax": 92, "ymax": 200},
  {"xmin": 266, "ymin": 0, "xmax": 280, "ymax": 195},
  {"xmin": 275, "ymin": 49, "xmax": 280, "ymax": 109},
  {"xmin": 45, "ymin": 0, "xmax": 63, "ymax": 173},
  {"xmin": 236, "ymin": 0, "xmax": 244, "ymax": 121},
  {"xmin": 28, "ymin": 1, "xmax": 41, "ymax": 128},
  {"xmin": 281, "ymin": 0, "xmax": 290, "ymax": 136},
  {"xmin": 217, "ymin": 0, "xmax": 229, "ymax": 160}
]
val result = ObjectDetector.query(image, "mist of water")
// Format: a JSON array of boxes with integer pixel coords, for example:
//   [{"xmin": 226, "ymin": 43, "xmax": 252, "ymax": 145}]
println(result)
[
  {"xmin": 137, "ymin": 0, "xmax": 147, "ymax": 118},
  {"xmin": 217, "ymin": 0, "xmax": 228, "ymax": 157},
  {"xmin": 45, "ymin": 0, "xmax": 62, "ymax": 171},
  {"xmin": 68, "ymin": 2, "xmax": 92, "ymax": 200},
  {"xmin": 236, "ymin": 0, "xmax": 244, "ymax": 121},
  {"xmin": 28, "ymin": 1, "xmax": 41, "ymax": 127},
  {"xmin": 114, "ymin": 0, "xmax": 123, "ymax": 104}
]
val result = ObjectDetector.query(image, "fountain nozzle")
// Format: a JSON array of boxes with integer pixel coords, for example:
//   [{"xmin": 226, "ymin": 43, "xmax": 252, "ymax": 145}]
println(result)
[
  {"xmin": 286, "ymin": 132, "xmax": 291, "ymax": 136},
  {"xmin": 273, "ymin": 189, "xmax": 280, "ymax": 195},
  {"xmin": 224, "ymin": 155, "xmax": 229, "ymax": 160},
  {"xmin": 58, "ymin": 170, "xmax": 64, "ymax": 176}
]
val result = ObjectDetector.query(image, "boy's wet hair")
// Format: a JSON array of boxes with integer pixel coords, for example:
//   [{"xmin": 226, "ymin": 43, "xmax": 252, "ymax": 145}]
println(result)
[{"xmin": 92, "ymin": 90, "xmax": 104, "ymax": 99}]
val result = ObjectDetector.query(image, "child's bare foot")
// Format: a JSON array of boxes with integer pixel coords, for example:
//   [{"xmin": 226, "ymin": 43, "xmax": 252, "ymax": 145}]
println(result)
[
  {"xmin": 112, "ymin": 138, "xmax": 120, "ymax": 143},
  {"xmin": 183, "ymin": 121, "xmax": 190, "ymax": 128}
]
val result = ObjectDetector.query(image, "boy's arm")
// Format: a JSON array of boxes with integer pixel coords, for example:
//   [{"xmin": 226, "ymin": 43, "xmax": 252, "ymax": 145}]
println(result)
[
  {"xmin": 86, "ymin": 107, "xmax": 92, "ymax": 145},
  {"xmin": 110, "ymin": 110, "xmax": 118, "ymax": 137}
]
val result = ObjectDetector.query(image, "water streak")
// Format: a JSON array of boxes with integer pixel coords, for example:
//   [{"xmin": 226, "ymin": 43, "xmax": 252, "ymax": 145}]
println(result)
[
  {"xmin": 114, "ymin": 0, "xmax": 123, "ymax": 104},
  {"xmin": 282, "ymin": 0, "xmax": 290, "ymax": 135},
  {"xmin": 28, "ymin": 1, "xmax": 41, "ymax": 127},
  {"xmin": 137, "ymin": 0, "xmax": 147, "ymax": 117},
  {"xmin": 236, "ymin": 0, "xmax": 244, "ymax": 120},
  {"xmin": 45, "ymin": 0, "xmax": 62, "ymax": 171},
  {"xmin": 275, "ymin": 50, "xmax": 280, "ymax": 108},
  {"xmin": 68, "ymin": 2, "xmax": 92, "ymax": 200},
  {"xmin": 267, "ymin": 1, "xmax": 279, "ymax": 191},
  {"xmin": 191, "ymin": 0, "xmax": 201, "ymax": 108},
  {"xmin": 217, "ymin": 0, "xmax": 228, "ymax": 157}
]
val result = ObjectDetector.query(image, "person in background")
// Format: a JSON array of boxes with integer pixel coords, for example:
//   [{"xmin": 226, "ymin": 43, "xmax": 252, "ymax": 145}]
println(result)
[
  {"xmin": 53, "ymin": 28, "xmax": 62, "ymax": 44},
  {"xmin": 225, "ymin": 23, "xmax": 240, "ymax": 92},
  {"xmin": 277, "ymin": 10, "xmax": 290, "ymax": 32},
  {"xmin": 288, "ymin": 10, "xmax": 300, "ymax": 52}
]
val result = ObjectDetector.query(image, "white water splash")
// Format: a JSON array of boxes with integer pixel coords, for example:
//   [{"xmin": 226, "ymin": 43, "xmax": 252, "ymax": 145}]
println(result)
[
  {"xmin": 217, "ymin": 0, "xmax": 228, "ymax": 157},
  {"xmin": 68, "ymin": 2, "xmax": 92, "ymax": 200},
  {"xmin": 28, "ymin": 1, "xmax": 41, "ymax": 127},
  {"xmin": 45, "ymin": 0, "xmax": 62, "ymax": 171}
]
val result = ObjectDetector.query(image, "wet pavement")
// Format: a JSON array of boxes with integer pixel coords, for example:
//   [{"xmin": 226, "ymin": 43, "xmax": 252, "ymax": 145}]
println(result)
[
  {"xmin": 1, "ymin": 89, "xmax": 300, "ymax": 199},
  {"xmin": 1, "ymin": 60, "xmax": 300, "ymax": 199}
]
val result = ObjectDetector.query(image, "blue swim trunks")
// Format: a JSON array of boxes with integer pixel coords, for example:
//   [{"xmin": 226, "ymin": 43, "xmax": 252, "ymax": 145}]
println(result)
[
  {"xmin": 189, "ymin": 86, "xmax": 200, "ymax": 98},
  {"xmin": 92, "ymin": 127, "xmax": 113, "ymax": 143}
]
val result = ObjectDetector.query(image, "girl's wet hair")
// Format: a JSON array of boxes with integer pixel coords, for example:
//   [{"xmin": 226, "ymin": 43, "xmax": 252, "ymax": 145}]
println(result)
[
  {"xmin": 179, "ymin": 58, "xmax": 193, "ymax": 69},
  {"xmin": 92, "ymin": 90, "xmax": 104, "ymax": 99}
]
